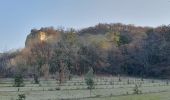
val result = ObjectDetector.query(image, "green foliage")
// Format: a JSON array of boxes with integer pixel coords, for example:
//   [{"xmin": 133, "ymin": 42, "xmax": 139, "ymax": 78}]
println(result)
[
  {"xmin": 64, "ymin": 30, "xmax": 78, "ymax": 46},
  {"xmin": 85, "ymin": 68, "xmax": 95, "ymax": 96},
  {"xmin": 119, "ymin": 34, "xmax": 131, "ymax": 45},
  {"xmin": 106, "ymin": 32, "xmax": 120, "ymax": 44},
  {"xmin": 105, "ymin": 32, "xmax": 131, "ymax": 46},
  {"xmin": 85, "ymin": 67, "xmax": 94, "ymax": 80},
  {"xmin": 13, "ymin": 74, "xmax": 24, "ymax": 87},
  {"xmin": 2, "ymin": 23, "xmax": 170, "ymax": 79},
  {"xmin": 17, "ymin": 94, "xmax": 26, "ymax": 100},
  {"xmin": 85, "ymin": 78, "xmax": 94, "ymax": 89}
]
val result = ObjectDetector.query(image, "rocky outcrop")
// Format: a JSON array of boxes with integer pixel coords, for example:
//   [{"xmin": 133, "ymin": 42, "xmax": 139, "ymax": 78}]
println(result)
[{"xmin": 25, "ymin": 27, "xmax": 61, "ymax": 47}]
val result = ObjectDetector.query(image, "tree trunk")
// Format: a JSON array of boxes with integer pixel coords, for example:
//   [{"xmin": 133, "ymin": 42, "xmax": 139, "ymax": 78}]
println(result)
[{"xmin": 59, "ymin": 60, "xmax": 64, "ymax": 85}]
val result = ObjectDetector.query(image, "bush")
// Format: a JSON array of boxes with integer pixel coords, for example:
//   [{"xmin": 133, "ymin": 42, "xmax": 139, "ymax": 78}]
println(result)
[{"xmin": 17, "ymin": 94, "xmax": 26, "ymax": 100}]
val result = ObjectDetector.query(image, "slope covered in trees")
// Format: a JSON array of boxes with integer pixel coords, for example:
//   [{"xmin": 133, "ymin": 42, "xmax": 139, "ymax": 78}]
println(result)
[{"xmin": 1, "ymin": 23, "xmax": 170, "ymax": 79}]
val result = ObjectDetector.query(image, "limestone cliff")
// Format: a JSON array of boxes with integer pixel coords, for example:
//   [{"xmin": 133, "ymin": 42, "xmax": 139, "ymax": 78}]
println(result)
[{"xmin": 25, "ymin": 27, "xmax": 61, "ymax": 47}]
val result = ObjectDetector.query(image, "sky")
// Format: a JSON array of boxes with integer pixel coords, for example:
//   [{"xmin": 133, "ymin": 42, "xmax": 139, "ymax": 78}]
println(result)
[{"xmin": 0, "ymin": 0, "xmax": 170, "ymax": 52}]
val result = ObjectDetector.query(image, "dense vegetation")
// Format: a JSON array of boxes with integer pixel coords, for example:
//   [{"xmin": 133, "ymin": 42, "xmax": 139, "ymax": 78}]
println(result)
[{"xmin": 1, "ymin": 23, "xmax": 170, "ymax": 79}]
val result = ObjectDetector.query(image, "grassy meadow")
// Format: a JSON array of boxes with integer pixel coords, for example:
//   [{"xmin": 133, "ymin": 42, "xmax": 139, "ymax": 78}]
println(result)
[{"xmin": 0, "ymin": 76, "xmax": 170, "ymax": 100}]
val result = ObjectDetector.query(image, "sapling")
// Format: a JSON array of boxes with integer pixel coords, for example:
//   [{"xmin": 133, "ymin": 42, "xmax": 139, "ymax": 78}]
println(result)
[
  {"xmin": 85, "ymin": 68, "xmax": 95, "ymax": 96},
  {"xmin": 13, "ymin": 74, "xmax": 24, "ymax": 87}
]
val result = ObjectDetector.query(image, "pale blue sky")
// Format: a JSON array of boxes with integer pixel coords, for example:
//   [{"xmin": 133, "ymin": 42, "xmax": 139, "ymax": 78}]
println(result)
[{"xmin": 0, "ymin": 0, "xmax": 170, "ymax": 52}]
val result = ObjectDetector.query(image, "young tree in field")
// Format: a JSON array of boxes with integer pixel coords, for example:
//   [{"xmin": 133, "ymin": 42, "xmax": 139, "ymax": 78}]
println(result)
[
  {"xmin": 86, "ymin": 78, "xmax": 94, "ymax": 96},
  {"xmin": 14, "ymin": 73, "xmax": 24, "ymax": 87},
  {"xmin": 85, "ymin": 68, "xmax": 95, "ymax": 96},
  {"xmin": 8, "ymin": 53, "xmax": 27, "ymax": 88}
]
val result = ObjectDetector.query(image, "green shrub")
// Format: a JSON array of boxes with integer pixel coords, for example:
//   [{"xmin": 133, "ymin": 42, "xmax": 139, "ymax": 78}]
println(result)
[
  {"xmin": 17, "ymin": 94, "xmax": 26, "ymax": 100},
  {"xmin": 13, "ymin": 74, "xmax": 24, "ymax": 87},
  {"xmin": 86, "ymin": 78, "xmax": 94, "ymax": 89}
]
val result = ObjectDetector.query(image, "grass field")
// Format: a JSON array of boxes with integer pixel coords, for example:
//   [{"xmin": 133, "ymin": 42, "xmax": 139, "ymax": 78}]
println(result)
[
  {"xmin": 0, "ymin": 76, "xmax": 170, "ymax": 100},
  {"xmin": 83, "ymin": 92, "xmax": 170, "ymax": 100}
]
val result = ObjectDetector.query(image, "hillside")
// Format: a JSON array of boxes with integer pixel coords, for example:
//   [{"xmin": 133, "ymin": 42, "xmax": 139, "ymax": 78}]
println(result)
[{"xmin": 1, "ymin": 23, "xmax": 170, "ymax": 79}]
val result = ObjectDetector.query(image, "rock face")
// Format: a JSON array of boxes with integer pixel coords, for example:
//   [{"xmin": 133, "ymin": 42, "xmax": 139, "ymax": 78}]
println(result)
[
  {"xmin": 25, "ymin": 29, "xmax": 40, "ymax": 47},
  {"xmin": 25, "ymin": 28, "xmax": 61, "ymax": 47}
]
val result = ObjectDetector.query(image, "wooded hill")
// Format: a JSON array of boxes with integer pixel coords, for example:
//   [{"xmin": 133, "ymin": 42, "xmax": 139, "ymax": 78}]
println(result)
[{"xmin": 1, "ymin": 23, "xmax": 170, "ymax": 79}]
